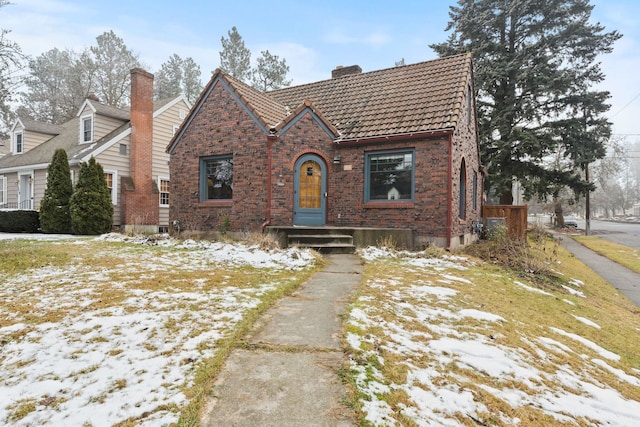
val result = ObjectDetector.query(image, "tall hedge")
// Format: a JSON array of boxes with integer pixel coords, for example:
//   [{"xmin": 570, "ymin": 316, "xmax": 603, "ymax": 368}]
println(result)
[
  {"xmin": 39, "ymin": 149, "xmax": 73, "ymax": 233},
  {"xmin": 69, "ymin": 157, "xmax": 113, "ymax": 235}
]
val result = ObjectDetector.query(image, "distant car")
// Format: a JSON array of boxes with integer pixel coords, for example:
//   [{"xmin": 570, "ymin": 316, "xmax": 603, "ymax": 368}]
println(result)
[{"xmin": 564, "ymin": 216, "xmax": 578, "ymax": 228}]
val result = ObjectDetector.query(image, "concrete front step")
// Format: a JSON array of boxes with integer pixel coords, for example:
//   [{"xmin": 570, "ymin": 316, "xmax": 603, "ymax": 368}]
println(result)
[{"xmin": 288, "ymin": 234, "xmax": 355, "ymax": 254}]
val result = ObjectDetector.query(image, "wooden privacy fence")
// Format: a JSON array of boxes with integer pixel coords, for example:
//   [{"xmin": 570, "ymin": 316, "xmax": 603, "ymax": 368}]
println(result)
[{"xmin": 482, "ymin": 204, "xmax": 528, "ymax": 240}]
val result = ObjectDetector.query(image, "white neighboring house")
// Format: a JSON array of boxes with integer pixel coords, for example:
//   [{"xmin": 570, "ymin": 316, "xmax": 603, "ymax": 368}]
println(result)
[{"xmin": 0, "ymin": 69, "xmax": 190, "ymax": 232}]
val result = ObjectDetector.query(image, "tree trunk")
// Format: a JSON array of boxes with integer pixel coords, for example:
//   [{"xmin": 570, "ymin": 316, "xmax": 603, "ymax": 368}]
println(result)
[
  {"xmin": 499, "ymin": 191, "xmax": 513, "ymax": 205},
  {"xmin": 554, "ymin": 199, "xmax": 565, "ymax": 227}
]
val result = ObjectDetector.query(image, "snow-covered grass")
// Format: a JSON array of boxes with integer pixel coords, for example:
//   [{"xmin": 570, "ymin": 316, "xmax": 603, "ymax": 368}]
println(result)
[
  {"xmin": 347, "ymin": 245, "xmax": 640, "ymax": 426},
  {"xmin": 0, "ymin": 233, "xmax": 317, "ymax": 426}
]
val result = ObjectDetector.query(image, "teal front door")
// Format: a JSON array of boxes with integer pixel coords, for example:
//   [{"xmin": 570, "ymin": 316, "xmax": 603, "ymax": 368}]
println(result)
[{"xmin": 294, "ymin": 154, "xmax": 326, "ymax": 226}]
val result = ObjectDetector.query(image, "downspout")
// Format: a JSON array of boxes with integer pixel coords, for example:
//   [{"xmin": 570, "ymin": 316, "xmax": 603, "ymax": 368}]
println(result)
[
  {"xmin": 446, "ymin": 133, "xmax": 453, "ymax": 250},
  {"xmin": 261, "ymin": 133, "xmax": 276, "ymax": 232}
]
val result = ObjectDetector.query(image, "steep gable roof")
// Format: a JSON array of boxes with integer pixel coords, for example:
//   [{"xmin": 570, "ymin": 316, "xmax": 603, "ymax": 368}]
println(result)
[
  {"xmin": 77, "ymin": 99, "xmax": 130, "ymax": 121},
  {"xmin": 168, "ymin": 53, "xmax": 473, "ymax": 152},
  {"xmin": 269, "ymin": 53, "xmax": 473, "ymax": 141}
]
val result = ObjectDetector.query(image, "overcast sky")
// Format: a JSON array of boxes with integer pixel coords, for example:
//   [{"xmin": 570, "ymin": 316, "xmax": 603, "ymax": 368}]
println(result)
[{"xmin": 4, "ymin": 0, "xmax": 639, "ymax": 140}]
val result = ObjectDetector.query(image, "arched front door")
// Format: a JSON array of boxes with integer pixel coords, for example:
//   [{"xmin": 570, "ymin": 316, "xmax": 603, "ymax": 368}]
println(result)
[{"xmin": 294, "ymin": 154, "xmax": 326, "ymax": 226}]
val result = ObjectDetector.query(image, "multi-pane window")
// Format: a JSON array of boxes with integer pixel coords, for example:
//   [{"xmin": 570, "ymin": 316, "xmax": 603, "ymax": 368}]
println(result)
[
  {"xmin": 0, "ymin": 176, "xmax": 6, "ymax": 205},
  {"xmin": 104, "ymin": 172, "xmax": 114, "ymax": 204},
  {"xmin": 201, "ymin": 155, "xmax": 233, "ymax": 200},
  {"xmin": 159, "ymin": 179, "xmax": 170, "ymax": 206},
  {"xmin": 15, "ymin": 132, "xmax": 23, "ymax": 153},
  {"xmin": 365, "ymin": 150, "xmax": 414, "ymax": 202},
  {"xmin": 82, "ymin": 117, "xmax": 92, "ymax": 142}
]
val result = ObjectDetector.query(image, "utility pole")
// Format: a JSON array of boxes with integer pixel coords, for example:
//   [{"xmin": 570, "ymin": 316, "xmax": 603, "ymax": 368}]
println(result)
[{"xmin": 585, "ymin": 162, "xmax": 591, "ymax": 236}]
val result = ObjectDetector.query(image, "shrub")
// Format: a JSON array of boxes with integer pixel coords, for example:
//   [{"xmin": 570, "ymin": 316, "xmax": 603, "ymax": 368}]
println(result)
[
  {"xmin": 39, "ymin": 149, "xmax": 73, "ymax": 233},
  {"xmin": 0, "ymin": 210, "xmax": 40, "ymax": 233},
  {"xmin": 69, "ymin": 157, "xmax": 113, "ymax": 235}
]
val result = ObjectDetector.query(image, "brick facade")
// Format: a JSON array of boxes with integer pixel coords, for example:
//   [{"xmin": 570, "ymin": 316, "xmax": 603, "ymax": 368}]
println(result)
[{"xmin": 169, "ymin": 55, "xmax": 483, "ymax": 248}]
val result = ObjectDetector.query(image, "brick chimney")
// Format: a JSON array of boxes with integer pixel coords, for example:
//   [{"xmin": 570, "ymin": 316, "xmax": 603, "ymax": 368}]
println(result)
[
  {"xmin": 331, "ymin": 65, "xmax": 362, "ymax": 79},
  {"xmin": 122, "ymin": 68, "xmax": 159, "ymax": 233}
]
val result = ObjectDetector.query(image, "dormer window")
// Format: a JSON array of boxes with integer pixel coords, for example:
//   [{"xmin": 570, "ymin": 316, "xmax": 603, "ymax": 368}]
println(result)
[
  {"xmin": 14, "ymin": 131, "xmax": 23, "ymax": 154},
  {"xmin": 81, "ymin": 116, "xmax": 93, "ymax": 143}
]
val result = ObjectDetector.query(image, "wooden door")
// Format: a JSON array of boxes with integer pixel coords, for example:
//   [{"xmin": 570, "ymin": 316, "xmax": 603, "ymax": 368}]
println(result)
[{"xmin": 294, "ymin": 154, "xmax": 326, "ymax": 225}]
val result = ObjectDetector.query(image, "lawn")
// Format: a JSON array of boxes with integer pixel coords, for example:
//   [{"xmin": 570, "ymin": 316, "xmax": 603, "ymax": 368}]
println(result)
[
  {"xmin": 345, "ymin": 236, "xmax": 640, "ymax": 426},
  {"xmin": 2, "ymin": 232, "xmax": 640, "ymax": 427},
  {"xmin": 572, "ymin": 235, "xmax": 640, "ymax": 274},
  {"xmin": 0, "ymin": 234, "xmax": 319, "ymax": 426}
]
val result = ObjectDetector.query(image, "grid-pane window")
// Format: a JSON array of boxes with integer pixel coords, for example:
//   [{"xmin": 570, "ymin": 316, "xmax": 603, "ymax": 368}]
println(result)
[
  {"xmin": 83, "ymin": 117, "xmax": 92, "ymax": 142},
  {"xmin": 15, "ymin": 132, "xmax": 23, "ymax": 153},
  {"xmin": 201, "ymin": 156, "xmax": 233, "ymax": 200},
  {"xmin": 104, "ymin": 172, "xmax": 113, "ymax": 201},
  {"xmin": 159, "ymin": 179, "xmax": 169, "ymax": 206},
  {"xmin": 0, "ymin": 176, "xmax": 5, "ymax": 205},
  {"xmin": 365, "ymin": 151, "xmax": 414, "ymax": 202}
]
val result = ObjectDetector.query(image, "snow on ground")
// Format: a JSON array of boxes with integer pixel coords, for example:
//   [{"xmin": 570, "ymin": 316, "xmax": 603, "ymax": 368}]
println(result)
[
  {"xmin": 0, "ymin": 233, "xmax": 315, "ymax": 426},
  {"xmin": 349, "ymin": 248, "xmax": 640, "ymax": 426}
]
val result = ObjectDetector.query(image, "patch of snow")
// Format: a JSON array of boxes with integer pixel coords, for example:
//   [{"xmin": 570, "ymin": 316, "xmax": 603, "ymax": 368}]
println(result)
[
  {"xmin": 572, "ymin": 315, "xmax": 601, "ymax": 329},
  {"xmin": 592, "ymin": 359, "xmax": 640, "ymax": 386},
  {"xmin": 562, "ymin": 285, "xmax": 586, "ymax": 298},
  {"xmin": 550, "ymin": 327, "xmax": 620, "ymax": 361},
  {"xmin": 514, "ymin": 280, "xmax": 553, "ymax": 295}
]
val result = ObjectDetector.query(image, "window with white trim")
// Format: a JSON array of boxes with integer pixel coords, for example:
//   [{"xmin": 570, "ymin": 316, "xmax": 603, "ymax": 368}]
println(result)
[
  {"xmin": 104, "ymin": 171, "xmax": 117, "ymax": 205},
  {"xmin": 365, "ymin": 150, "xmax": 415, "ymax": 202},
  {"xmin": 14, "ymin": 131, "xmax": 23, "ymax": 154},
  {"xmin": 81, "ymin": 116, "xmax": 93, "ymax": 143},
  {"xmin": 172, "ymin": 124, "xmax": 179, "ymax": 136},
  {"xmin": 0, "ymin": 176, "xmax": 6, "ymax": 205},
  {"xmin": 159, "ymin": 178, "xmax": 170, "ymax": 206}
]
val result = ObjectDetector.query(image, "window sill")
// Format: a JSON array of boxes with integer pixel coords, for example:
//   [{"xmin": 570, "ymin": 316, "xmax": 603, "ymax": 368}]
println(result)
[
  {"xmin": 198, "ymin": 200, "xmax": 233, "ymax": 207},
  {"xmin": 364, "ymin": 201, "xmax": 414, "ymax": 209}
]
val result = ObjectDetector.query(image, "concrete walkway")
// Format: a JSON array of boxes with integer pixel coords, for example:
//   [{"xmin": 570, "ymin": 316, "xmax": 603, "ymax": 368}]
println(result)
[
  {"xmin": 556, "ymin": 234, "xmax": 640, "ymax": 306},
  {"xmin": 200, "ymin": 254, "xmax": 362, "ymax": 426}
]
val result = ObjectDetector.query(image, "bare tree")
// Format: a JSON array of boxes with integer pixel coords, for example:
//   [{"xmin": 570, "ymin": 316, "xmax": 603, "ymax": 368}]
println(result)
[{"xmin": 0, "ymin": 0, "xmax": 26, "ymax": 135}]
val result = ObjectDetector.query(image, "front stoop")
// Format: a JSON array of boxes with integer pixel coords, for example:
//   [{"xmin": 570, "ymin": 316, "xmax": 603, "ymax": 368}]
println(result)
[{"xmin": 267, "ymin": 227, "xmax": 356, "ymax": 254}]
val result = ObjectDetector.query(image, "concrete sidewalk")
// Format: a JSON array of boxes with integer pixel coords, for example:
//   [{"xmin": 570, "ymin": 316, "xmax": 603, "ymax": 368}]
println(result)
[
  {"xmin": 556, "ymin": 234, "xmax": 640, "ymax": 306},
  {"xmin": 200, "ymin": 254, "xmax": 362, "ymax": 426}
]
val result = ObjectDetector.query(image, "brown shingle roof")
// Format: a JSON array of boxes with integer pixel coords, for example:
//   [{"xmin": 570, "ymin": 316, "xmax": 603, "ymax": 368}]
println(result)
[{"xmin": 268, "ymin": 53, "xmax": 472, "ymax": 140}]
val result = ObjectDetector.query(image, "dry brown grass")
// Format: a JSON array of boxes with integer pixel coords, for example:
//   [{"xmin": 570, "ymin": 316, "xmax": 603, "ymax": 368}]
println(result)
[{"xmin": 347, "ymin": 236, "xmax": 640, "ymax": 425}]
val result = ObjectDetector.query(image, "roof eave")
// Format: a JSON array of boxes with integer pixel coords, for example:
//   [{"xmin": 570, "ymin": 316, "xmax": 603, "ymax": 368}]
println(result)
[{"xmin": 333, "ymin": 128, "xmax": 454, "ymax": 146}]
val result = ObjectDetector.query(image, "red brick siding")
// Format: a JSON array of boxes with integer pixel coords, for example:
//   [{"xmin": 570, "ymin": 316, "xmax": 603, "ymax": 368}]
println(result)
[
  {"xmin": 169, "ymin": 82, "xmax": 269, "ymax": 232},
  {"xmin": 125, "ymin": 69, "xmax": 159, "ymax": 226},
  {"xmin": 170, "ymin": 77, "xmax": 482, "ymax": 247}
]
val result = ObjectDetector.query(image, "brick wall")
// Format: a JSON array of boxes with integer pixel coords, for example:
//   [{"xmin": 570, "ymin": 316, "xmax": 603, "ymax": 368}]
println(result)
[
  {"xmin": 170, "ymin": 76, "xmax": 482, "ymax": 247},
  {"xmin": 124, "ymin": 68, "xmax": 159, "ymax": 228},
  {"xmin": 169, "ymin": 82, "xmax": 268, "ymax": 233}
]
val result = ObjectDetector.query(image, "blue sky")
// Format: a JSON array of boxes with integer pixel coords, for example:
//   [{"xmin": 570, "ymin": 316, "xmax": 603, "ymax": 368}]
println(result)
[{"xmin": 4, "ymin": 0, "xmax": 640, "ymax": 139}]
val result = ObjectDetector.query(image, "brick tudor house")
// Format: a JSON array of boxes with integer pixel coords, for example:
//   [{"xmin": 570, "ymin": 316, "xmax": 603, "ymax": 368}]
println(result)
[
  {"xmin": 168, "ymin": 53, "xmax": 483, "ymax": 249},
  {"xmin": 0, "ymin": 69, "xmax": 190, "ymax": 233}
]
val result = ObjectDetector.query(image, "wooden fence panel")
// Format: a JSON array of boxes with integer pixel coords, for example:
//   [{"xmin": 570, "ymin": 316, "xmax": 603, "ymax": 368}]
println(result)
[{"xmin": 482, "ymin": 205, "xmax": 528, "ymax": 240}]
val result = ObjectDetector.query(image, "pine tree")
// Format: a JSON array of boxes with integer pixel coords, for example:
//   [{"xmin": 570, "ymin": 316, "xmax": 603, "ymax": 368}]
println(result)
[
  {"xmin": 69, "ymin": 157, "xmax": 113, "ymax": 235},
  {"xmin": 251, "ymin": 50, "xmax": 292, "ymax": 91},
  {"xmin": 218, "ymin": 26, "xmax": 251, "ymax": 82},
  {"xmin": 39, "ymin": 149, "xmax": 73, "ymax": 233},
  {"xmin": 430, "ymin": 0, "xmax": 621, "ymax": 204}
]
